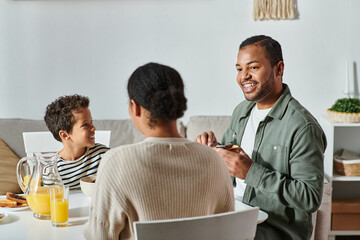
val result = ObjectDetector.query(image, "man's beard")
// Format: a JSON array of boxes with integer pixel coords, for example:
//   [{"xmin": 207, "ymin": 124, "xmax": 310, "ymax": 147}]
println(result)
[{"xmin": 243, "ymin": 71, "xmax": 275, "ymax": 103}]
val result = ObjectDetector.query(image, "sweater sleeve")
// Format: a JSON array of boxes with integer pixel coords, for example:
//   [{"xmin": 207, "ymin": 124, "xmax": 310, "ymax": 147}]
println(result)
[{"xmin": 83, "ymin": 207, "xmax": 126, "ymax": 240}]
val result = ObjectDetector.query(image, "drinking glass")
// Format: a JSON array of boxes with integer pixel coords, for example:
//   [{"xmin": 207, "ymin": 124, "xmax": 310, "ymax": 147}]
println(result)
[{"xmin": 50, "ymin": 185, "xmax": 69, "ymax": 227}]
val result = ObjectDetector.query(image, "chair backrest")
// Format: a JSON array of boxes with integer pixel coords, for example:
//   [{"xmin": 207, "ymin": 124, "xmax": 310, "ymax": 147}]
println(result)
[
  {"xmin": 23, "ymin": 131, "xmax": 111, "ymax": 157},
  {"xmin": 133, "ymin": 207, "xmax": 259, "ymax": 240}
]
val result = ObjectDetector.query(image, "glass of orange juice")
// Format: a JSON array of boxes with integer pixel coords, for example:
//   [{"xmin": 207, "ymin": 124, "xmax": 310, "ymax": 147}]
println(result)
[{"xmin": 50, "ymin": 185, "xmax": 69, "ymax": 227}]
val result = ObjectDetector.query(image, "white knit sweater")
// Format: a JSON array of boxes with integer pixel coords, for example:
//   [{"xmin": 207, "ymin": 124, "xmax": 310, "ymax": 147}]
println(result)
[{"xmin": 83, "ymin": 137, "xmax": 234, "ymax": 240}]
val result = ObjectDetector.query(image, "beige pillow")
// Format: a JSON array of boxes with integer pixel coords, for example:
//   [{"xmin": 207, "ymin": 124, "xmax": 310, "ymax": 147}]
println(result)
[
  {"xmin": 186, "ymin": 115, "xmax": 232, "ymax": 141},
  {"xmin": 0, "ymin": 138, "xmax": 22, "ymax": 194}
]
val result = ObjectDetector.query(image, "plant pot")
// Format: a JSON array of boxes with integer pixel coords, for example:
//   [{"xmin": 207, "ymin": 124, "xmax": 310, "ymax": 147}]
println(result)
[{"xmin": 327, "ymin": 109, "xmax": 360, "ymax": 123}]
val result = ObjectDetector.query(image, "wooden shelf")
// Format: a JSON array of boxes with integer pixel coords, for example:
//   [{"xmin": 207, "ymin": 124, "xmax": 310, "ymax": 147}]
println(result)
[
  {"xmin": 329, "ymin": 122, "xmax": 360, "ymax": 127},
  {"xmin": 320, "ymin": 118, "xmax": 360, "ymax": 238},
  {"xmin": 332, "ymin": 174, "xmax": 360, "ymax": 181},
  {"xmin": 330, "ymin": 230, "xmax": 360, "ymax": 236},
  {"xmin": 322, "ymin": 118, "xmax": 360, "ymax": 127}
]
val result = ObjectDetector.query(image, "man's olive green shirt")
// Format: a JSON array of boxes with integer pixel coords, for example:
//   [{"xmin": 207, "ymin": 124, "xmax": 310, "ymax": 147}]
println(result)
[{"xmin": 221, "ymin": 84, "xmax": 327, "ymax": 240}]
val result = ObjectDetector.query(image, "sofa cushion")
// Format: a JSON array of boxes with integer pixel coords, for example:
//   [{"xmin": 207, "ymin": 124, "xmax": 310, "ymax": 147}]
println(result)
[
  {"xmin": 93, "ymin": 119, "xmax": 186, "ymax": 148},
  {"xmin": 0, "ymin": 119, "xmax": 48, "ymax": 158},
  {"xmin": 0, "ymin": 138, "xmax": 22, "ymax": 194},
  {"xmin": 0, "ymin": 119, "xmax": 185, "ymax": 157},
  {"xmin": 93, "ymin": 119, "xmax": 144, "ymax": 148},
  {"xmin": 186, "ymin": 115, "xmax": 232, "ymax": 141}
]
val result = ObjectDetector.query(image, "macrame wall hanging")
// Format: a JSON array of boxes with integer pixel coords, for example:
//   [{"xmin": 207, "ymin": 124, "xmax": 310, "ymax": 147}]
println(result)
[{"xmin": 253, "ymin": 0, "xmax": 296, "ymax": 20}]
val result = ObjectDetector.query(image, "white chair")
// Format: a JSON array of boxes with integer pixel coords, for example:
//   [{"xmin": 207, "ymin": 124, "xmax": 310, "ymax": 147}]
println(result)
[
  {"xmin": 133, "ymin": 207, "xmax": 259, "ymax": 240},
  {"xmin": 23, "ymin": 130, "xmax": 111, "ymax": 157}
]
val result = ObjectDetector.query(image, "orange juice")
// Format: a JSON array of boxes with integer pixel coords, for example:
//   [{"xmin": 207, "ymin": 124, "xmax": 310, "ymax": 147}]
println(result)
[
  {"xmin": 50, "ymin": 186, "xmax": 69, "ymax": 227},
  {"xmin": 27, "ymin": 187, "xmax": 63, "ymax": 216},
  {"xmin": 26, "ymin": 187, "xmax": 51, "ymax": 216},
  {"xmin": 50, "ymin": 198, "xmax": 68, "ymax": 223},
  {"xmin": 23, "ymin": 175, "xmax": 31, "ymax": 185},
  {"xmin": 20, "ymin": 175, "xmax": 32, "ymax": 192},
  {"xmin": 21, "ymin": 175, "xmax": 40, "ymax": 192}
]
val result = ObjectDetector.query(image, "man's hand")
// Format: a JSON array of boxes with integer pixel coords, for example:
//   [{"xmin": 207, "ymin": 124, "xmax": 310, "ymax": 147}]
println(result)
[
  {"xmin": 217, "ymin": 147, "xmax": 252, "ymax": 179},
  {"xmin": 194, "ymin": 131, "xmax": 217, "ymax": 147}
]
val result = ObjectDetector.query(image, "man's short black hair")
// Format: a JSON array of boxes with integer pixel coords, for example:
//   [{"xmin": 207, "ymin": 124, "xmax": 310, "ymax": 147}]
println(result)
[{"xmin": 240, "ymin": 35, "xmax": 283, "ymax": 67}]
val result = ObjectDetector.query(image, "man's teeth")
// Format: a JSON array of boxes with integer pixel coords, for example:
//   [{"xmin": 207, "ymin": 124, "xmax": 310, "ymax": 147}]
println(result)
[
  {"xmin": 244, "ymin": 83, "xmax": 256, "ymax": 89},
  {"xmin": 90, "ymin": 136, "xmax": 95, "ymax": 139}
]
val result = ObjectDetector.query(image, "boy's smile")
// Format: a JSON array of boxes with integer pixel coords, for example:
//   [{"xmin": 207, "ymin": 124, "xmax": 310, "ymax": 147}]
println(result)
[{"xmin": 69, "ymin": 107, "xmax": 96, "ymax": 148}]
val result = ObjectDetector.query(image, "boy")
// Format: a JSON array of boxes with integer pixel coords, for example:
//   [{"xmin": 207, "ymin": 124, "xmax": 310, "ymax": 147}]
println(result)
[{"xmin": 44, "ymin": 94, "xmax": 109, "ymax": 189}]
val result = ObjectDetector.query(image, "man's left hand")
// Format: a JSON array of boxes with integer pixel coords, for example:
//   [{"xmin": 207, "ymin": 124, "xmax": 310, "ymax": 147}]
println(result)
[{"xmin": 217, "ymin": 147, "xmax": 252, "ymax": 179}]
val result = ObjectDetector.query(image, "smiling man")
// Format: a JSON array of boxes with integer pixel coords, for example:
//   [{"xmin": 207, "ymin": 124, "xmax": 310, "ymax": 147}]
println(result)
[{"xmin": 195, "ymin": 35, "xmax": 327, "ymax": 240}]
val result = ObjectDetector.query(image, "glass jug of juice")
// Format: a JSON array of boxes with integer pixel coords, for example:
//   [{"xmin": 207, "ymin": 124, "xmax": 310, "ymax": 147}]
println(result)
[{"xmin": 17, "ymin": 153, "xmax": 63, "ymax": 219}]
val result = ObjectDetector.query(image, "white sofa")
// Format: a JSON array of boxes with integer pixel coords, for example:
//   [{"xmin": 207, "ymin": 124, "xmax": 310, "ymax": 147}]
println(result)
[{"xmin": 0, "ymin": 116, "xmax": 331, "ymax": 239}]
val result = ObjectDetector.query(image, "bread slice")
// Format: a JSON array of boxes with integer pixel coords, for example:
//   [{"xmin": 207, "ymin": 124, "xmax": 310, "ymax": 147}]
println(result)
[
  {"xmin": 6, "ymin": 192, "xmax": 27, "ymax": 204},
  {"xmin": 0, "ymin": 199, "xmax": 17, "ymax": 208}
]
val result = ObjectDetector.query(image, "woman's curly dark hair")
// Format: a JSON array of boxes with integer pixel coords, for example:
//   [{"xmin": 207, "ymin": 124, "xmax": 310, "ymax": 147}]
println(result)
[
  {"xmin": 44, "ymin": 94, "xmax": 90, "ymax": 142},
  {"xmin": 127, "ymin": 62, "xmax": 187, "ymax": 128}
]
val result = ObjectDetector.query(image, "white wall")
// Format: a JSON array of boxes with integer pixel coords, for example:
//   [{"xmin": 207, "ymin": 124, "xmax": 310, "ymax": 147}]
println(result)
[{"xmin": 1, "ymin": 0, "xmax": 359, "ymax": 124}]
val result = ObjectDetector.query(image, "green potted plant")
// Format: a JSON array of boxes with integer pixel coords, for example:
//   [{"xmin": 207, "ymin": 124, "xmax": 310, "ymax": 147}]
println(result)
[{"xmin": 327, "ymin": 98, "xmax": 360, "ymax": 123}]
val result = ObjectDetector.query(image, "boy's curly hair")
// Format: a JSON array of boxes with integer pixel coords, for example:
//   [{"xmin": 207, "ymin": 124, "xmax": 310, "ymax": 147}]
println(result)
[{"xmin": 44, "ymin": 94, "xmax": 90, "ymax": 142}]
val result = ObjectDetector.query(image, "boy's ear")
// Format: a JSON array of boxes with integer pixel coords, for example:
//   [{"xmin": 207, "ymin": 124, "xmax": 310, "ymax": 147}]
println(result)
[{"xmin": 59, "ymin": 130, "xmax": 70, "ymax": 141}]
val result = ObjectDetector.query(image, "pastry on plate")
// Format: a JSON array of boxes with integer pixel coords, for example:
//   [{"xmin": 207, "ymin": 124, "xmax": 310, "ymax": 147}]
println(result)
[
  {"xmin": 0, "ymin": 199, "xmax": 18, "ymax": 208},
  {"xmin": 6, "ymin": 192, "xmax": 27, "ymax": 204}
]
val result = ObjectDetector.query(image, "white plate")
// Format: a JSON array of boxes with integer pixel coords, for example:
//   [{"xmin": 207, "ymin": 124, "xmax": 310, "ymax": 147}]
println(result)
[
  {"xmin": 0, "ymin": 195, "xmax": 30, "ymax": 212},
  {"xmin": 235, "ymin": 199, "xmax": 268, "ymax": 224},
  {"xmin": 257, "ymin": 210, "xmax": 268, "ymax": 224},
  {"xmin": 0, "ymin": 212, "xmax": 9, "ymax": 221}
]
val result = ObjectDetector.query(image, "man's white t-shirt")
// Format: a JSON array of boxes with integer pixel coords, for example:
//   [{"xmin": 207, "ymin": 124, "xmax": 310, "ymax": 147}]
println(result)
[{"xmin": 233, "ymin": 105, "xmax": 271, "ymax": 200}]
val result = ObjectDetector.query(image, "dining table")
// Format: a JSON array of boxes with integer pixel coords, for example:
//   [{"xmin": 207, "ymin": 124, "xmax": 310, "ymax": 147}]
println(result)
[
  {"xmin": 0, "ymin": 190, "xmax": 90, "ymax": 240},
  {"xmin": 0, "ymin": 190, "xmax": 267, "ymax": 240}
]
